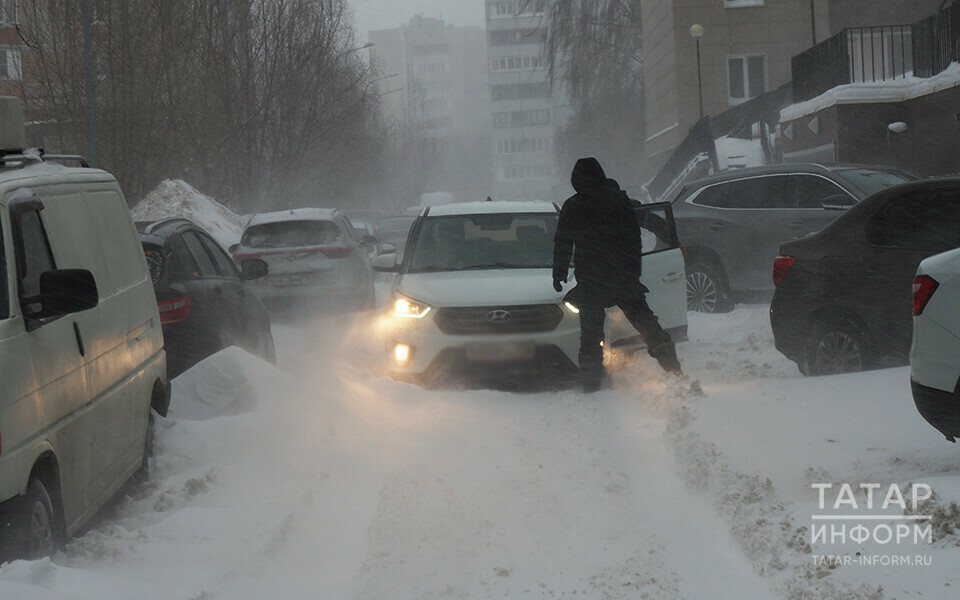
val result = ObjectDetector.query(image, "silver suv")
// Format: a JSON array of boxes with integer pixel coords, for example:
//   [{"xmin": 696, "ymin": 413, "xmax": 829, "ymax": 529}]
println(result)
[
  {"xmin": 230, "ymin": 208, "xmax": 375, "ymax": 310},
  {"xmin": 672, "ymin": 163, "xmax": 915, "ymax": 312}
]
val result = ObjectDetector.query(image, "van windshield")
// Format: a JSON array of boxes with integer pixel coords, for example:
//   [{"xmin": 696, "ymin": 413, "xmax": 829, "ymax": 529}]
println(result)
[{"xmin": 408, "ymin": 213, "xmax": 557, "ymax": 273}]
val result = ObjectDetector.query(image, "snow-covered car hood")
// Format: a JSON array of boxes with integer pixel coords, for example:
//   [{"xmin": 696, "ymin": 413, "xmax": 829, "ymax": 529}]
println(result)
[{"xmin": 396, "ymin": 269, "xmax": 566, "ymax": 307}]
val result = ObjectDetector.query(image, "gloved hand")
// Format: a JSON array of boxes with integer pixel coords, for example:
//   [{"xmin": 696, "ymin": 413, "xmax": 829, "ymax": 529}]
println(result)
[{"xmin": 553, "ymin": 277, "xmax": 565, "ymax": 293}]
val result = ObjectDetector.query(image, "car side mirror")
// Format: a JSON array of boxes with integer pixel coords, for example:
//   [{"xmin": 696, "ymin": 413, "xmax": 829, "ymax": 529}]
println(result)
[
  {"xmin": 34, "ymin": 269, "xmax": 99, "ymax": 318},
  {"xmin": 379, "ymin": 243, "xmax": 397, "ymax": 256},
  {"xmin": 228, "ymin": 243, "xmax": 239, "ymax": 254},
  {"xmin": 240, "ymin": 258, "xmax": 269, "ymax": 280},
  {"xmin": 821, "ymin": 194, "xmax": 855, "ymax": 210},
  {"xmin": 362, "ymin": 234, "xmax": 379, "ymax": 247},
  {"xmin": 373, "ymin": 252, "xmax": 398, "ymax": 272}
]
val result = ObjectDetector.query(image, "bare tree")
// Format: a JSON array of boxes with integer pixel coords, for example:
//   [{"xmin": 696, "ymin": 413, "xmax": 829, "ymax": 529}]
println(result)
[{"xmin": 521, "ymin": 0, "xmax": 646, "ymax": 187}]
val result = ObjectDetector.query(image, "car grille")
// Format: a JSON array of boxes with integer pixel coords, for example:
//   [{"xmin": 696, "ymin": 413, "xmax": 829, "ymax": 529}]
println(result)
[{"xmin": 434, "ymin": 304, "xmax": 564, "ymax": 335}]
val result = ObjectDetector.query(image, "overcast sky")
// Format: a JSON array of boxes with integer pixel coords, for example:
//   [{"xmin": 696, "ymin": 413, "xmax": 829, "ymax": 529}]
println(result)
[{"xmin": 351, "ymin": 0, "xmax": 486, "ymax": 38}]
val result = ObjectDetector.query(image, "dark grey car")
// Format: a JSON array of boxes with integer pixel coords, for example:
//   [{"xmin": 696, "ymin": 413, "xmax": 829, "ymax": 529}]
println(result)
[{"xmin": 671, "ymin": 163, "xmax": 916, "ymax": 312}]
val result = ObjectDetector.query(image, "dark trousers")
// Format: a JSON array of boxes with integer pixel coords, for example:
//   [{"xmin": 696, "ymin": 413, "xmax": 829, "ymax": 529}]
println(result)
[{"xmin": 578, "ymin": 294, "xmax": 682, "ymax": 389}]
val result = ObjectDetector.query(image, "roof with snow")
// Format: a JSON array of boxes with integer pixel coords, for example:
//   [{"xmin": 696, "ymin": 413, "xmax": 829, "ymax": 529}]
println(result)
[{"xmin": 425, "ymin": 200, "xmax": 558, "ymax": 217}]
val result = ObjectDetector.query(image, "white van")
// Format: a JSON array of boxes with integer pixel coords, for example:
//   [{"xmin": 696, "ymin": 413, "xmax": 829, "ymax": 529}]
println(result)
[{"xmin": 0, "ymin": 98, "xmax": 167, "ymax": 562}]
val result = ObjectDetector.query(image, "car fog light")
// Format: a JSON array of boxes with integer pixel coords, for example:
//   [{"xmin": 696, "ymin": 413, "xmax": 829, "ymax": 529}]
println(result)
[{"xmin": 394, "ymin": 343, "xmax": 412, "ymax": 366}]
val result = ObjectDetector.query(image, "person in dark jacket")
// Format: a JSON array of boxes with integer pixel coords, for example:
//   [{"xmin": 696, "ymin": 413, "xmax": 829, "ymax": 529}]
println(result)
[{"xmin": 553, "ymin": 157, "xmax": 682, "ymax": 392}]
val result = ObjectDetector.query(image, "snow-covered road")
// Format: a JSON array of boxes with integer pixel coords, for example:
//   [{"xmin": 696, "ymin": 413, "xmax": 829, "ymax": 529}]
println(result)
[{"xmin": 1, "ymin": 306, "xmax": 958, "ymax": 599}]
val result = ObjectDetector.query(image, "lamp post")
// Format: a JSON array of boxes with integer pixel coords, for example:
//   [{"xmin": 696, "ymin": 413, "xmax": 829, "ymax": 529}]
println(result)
[{"xmin": 690, "ymin": 24, "xmax": 704, "ymax": 119}]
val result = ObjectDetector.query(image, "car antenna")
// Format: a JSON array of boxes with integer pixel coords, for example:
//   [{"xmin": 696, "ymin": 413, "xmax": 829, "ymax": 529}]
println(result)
[{"xmin": 486, "ymin": 196, "xmax": 493, "ymax": 202}]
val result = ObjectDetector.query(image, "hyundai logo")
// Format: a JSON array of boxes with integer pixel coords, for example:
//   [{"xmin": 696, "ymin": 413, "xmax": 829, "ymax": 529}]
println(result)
[{"xmin": 485, "ymin": 309, "xmax": 512, "ymax": 324}]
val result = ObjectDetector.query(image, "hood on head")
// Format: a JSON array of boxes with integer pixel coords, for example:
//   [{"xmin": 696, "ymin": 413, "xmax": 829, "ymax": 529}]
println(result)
[{"xmin": 571, "ymin": 157, "xmax": 607, "ymax": 193}]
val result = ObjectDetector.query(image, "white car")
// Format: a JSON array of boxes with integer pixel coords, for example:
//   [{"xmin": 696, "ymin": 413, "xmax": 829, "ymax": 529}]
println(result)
[
  {"xmin": 230, "ymin": 208, "xmax": 376, "ymax": 309},
  {"xmin": 374, "ymin": 200, "xmax": 688, "ymax": 385},
  {"xmin": 910, "ymin": 246, "xmax": 960, "ymax": 442}
]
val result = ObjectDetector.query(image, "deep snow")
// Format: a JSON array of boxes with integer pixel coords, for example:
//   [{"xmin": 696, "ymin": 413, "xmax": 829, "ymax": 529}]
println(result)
[{"xmin": 1, "ymin": 305, "xmax": 958, "ymax": 599}]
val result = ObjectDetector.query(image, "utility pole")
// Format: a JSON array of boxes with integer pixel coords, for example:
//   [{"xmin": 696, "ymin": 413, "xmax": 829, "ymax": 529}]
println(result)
[{"xmin": 81, "ymin": 0, "xmax": 98, "ymax": 167}]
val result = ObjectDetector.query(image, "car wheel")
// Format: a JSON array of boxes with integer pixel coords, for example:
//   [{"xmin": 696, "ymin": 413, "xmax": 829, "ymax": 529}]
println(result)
[
  {"xmin": 686, "ymin": 262, "xmax": 732, "ymax": 313},
  {"xmin": 2, "ymin": 479, "xmax": 58, "ymax": 561},
  {"xmin": 804, "ymin": 318, "xmax": 872, "ymax": 376}
]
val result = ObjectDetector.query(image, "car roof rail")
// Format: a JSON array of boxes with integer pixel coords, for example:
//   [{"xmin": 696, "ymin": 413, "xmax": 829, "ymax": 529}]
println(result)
[{"xmin": 0, "ymin": 148, "xmax": 90, "ymax": 169}]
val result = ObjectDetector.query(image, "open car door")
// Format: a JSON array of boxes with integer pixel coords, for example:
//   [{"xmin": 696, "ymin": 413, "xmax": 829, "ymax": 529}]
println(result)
[{"xmin": 607, "ymin": 201, "xmax": 688, "ymax": 349}]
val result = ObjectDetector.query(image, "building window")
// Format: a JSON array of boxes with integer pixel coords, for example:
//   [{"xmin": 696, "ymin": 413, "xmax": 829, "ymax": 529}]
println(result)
[
  {"xmin": 0, "ymin": 0, "xmax": 16, "ymax": 25},
  {"xmin": 0, "ymin": 49, "xmax": 21, "ymax": 81},
  {"xmin": 488, "ymin": 29, "xmax": 547, "ymax": 46},
  {"xmin": 502, "ymin": 165, "xmax": 554, "ymax": 180},
  {"xmin": 723, "ymin": 0, "xmax": 765, "ymax": 7},
  {"xmin": 490, "ymin": 55, "xmax": 543, "ymax": 72},
  {"xmin": 727, "ymin": 54, "xmax": 766, "ymax": 104},
  {"xmin": 496, "ymin": 137, "xmax": 552, "ymax": 154},
  {"xmin": 492, "ymin": 109, "xmax": 551, "ymax": 128},
  {"xmin": 491, "ymin": 82, "xmax": 551, "ymax": 101}
]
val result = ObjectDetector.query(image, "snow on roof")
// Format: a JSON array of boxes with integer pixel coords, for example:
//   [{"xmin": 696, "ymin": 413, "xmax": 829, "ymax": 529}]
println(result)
[
  {"xmin": 132, "ymin": 179, "xmax": 245, "ymax": 247},
  {"xmin": 781, "ymin": 62, "xmax": 960, "ymax": 122},
  {"xmin": 246, "ymin": 207, "xmax": 339, "ymax": 227},
  {"xmin": 425, "ymin": 200, "xmax": 558, "ymax": 216}
]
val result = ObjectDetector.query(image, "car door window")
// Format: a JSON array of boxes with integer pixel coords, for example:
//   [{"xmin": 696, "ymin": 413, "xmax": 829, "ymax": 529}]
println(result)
[
  {"xmin": 180, "ymin": 231, "xmax": 219, "ymax": 278},
  {"xmin": 723, "ymin": 176, "xmax": 788, "ymax": 209},
  {"xmin": 867, "ymin": 191, "xmax": 960, "ymax": 252},
  {"xmin": 17, "ymin": 209, "xmax": 56, "ymax": 303},
  {"xmin": 690, "ymin": 184, "xmax": 728, "ymax": 208},
  {"xmin": 165, "ymin": 234, "xmax": 201, "ymax": 281},
  {"xmin": 197, "ymin": 232, "xmax": 240, "ymax": 279},
  {"xmin": 793, "ymin": 175, "xmax": 854, "ymax": 209}
]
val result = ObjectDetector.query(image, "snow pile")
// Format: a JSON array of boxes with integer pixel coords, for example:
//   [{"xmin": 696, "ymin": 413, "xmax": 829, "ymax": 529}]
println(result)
[{"xmin": 131, "ymin": 180, "xmax": 245, "ymax": 247}]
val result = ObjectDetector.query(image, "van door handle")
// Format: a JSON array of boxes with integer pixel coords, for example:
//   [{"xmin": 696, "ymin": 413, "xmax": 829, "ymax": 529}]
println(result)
[
  {"xmin": 709, "ymin": 222, "xmax": 725, "ymax": 230},
  {"xmin": 662, "ymin": 272, "xmax": 683, "ymax": 282},
  {"xmin": 214, "ymin": 286, "xmax": 223, "ymax": 295},
  {"xmin": 73, "ymin": 322, "xmax": 85, "ymax": 357},
  {"xmin": 788, "ymin": 222, "xmax": 806, "ymax": 229}
]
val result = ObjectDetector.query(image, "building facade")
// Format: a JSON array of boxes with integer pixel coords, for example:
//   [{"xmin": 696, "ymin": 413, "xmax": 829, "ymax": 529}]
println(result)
[
  {"xmin": 484, "ymin": 0, "xmax": 572, "ymax": 201},
  {"xmin": 369, "ymin": 16, "xmax": 491, "ymax": 202},
  {"xmin": 640, "ymin": 0, "xmax": 829, "ymax": 179}
]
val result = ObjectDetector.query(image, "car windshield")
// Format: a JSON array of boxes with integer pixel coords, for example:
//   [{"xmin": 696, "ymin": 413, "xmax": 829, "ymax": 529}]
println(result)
[
  {"xmin": 832, "ymin": 168, "xmax": 915, "ymax": 196},
  {"xmin": 240, "ymin": 220, "xmax": 341, "ymax": 249},
  {"xmin": 407, "ymin": 213, "xmax": 557, "ymax": 272}
]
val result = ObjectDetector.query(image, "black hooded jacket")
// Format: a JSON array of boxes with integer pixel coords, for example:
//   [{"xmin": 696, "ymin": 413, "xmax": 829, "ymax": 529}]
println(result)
[{"xmin": 552, "ymin": 158, "xmax": 646, "ymax": 301}]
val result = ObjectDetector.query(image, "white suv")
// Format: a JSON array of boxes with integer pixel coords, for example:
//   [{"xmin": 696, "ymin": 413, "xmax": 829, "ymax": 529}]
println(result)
[
  {"xmin": 910, "ymin": 246, "xmax": 960, "ymax": 442},
  {"xmin": 374, "ymin": 200, "xmax": 687, "ymax": 385}
]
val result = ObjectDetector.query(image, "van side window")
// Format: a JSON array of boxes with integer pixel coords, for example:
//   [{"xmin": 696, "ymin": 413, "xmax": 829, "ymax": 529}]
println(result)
[
  {"xmin": 18, "ymin": 209, "xmax": 56, "ymax": 301},
  {"xmin": 0, "ymin": 221, "xmax": 7, "ymax": 319}
]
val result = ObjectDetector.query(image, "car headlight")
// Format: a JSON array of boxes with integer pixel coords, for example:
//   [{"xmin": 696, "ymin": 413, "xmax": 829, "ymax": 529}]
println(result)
[
  {"xmin": 563, "ymin": 301, "xmax": 580, "ymax": 314},
  {"xmin": 394, "ymin": 295, "xmax": 432, "ymax": 319}
]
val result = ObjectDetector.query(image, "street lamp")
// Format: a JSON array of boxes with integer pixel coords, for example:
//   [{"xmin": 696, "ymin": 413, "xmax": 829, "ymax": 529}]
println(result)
[{"xmin": 690, "ymin": 24, "xmax": 704, "ymax": 119}]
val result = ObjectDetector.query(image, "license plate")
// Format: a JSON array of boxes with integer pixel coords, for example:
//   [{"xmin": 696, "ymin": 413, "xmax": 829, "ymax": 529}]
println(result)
[
  {"xmin": 277, "ymin": 275, "xmax": 304, "ymax": 287},
  {"xmin": 465, "ymin": 342, "xmax": 536, "ymax": 362}
]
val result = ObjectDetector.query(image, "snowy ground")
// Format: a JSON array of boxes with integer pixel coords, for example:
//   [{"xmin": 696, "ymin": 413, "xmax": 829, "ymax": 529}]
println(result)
[{"xmin": 1, "ymin": 305, "xmax": 958, "ymax": 599}]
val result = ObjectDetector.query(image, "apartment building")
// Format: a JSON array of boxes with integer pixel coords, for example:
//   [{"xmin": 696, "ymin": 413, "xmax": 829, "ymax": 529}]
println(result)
[
  {"xmin": 369, "ymin": 16, "xmax": 490, "ymax": 200},
  {"xmin": 640, "ymin": 0, "xmax": 828, "ymax": 179},
  {"xmin": 485, "ymin": 0, "xmax": 572, "ymax": 201}
]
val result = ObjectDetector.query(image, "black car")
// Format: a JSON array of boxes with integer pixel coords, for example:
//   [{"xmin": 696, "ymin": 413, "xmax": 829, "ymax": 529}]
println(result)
[
  {"xmin": 138, "ymin": 219, "xmax": 275, "ymax": 378},
  {"xmin": 672, "ymin": 163, "xmax": 916, "ymax": 312},
  {"xmin": 770, "ymin": 177, "xmax": 960, "ymax": 376}
]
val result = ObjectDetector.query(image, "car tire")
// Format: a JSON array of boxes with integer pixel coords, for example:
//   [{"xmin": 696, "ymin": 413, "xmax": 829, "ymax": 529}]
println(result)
[
  {"xmin": 2, "ymin": 479, "xmax": 58, "ymax": 561},
  {"xmin": 803, "ymin": 317, "xmax": 873, "ymax": 376},
  {"xmin": 686, "ymin": 262, "xmax": 732, "ymax": 313}
]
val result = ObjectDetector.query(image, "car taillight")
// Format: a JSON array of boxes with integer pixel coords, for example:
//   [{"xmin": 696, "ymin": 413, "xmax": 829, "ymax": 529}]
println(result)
[
  {"xmin": 772, "ymin": 256, "xmax": 797, "ymax": 287},
  {"xmin": 912, "ymin": 275, "xmax": 939, "ymax": 316},
  {"xmin": 320, "ymin": 246, "xmax": 353, "ymax": 259},
  {"xmin": 158, "ymin": 295, "xmax": 191, "ymax": 325}
]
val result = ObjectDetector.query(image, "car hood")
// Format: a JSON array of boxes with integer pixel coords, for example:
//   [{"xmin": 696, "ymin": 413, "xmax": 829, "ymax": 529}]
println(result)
[{"xmin": 397, "ymin": 269, "xmax": 565, "ymax": 307}]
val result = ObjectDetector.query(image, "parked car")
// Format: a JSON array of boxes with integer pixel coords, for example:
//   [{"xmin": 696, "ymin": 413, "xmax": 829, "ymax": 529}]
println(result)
[
  {"xmin": 378, "ymin": 214, "xmax": 417, "ymax": 260},
  {"xmin": 0, "ymin": 97, "xmax": 168, "ymax": 563},
  {"xmin": 910, "ymin": 246, "xmax": 960, "ymax": 442},
  {"xmin": 374, "ymin": 200, "xmax": 687, "ymax": 386},
  {"xmin": 230, "ymin": 208, "xmax": 376, "ymax": 310},
  {"xmin": 770, "ymin": 177, "xmax": 960, "ymax": 376},
  {"xmin": 137, "ymin": 218, "xmax": 275, "ymax": 378},
  {"xmin": 351, "ymin": 219, "xmax": 383, "ymax": 257},
  {"xmin": 672, "ymin": 163, "xmax": 916, "ymax": 312}
]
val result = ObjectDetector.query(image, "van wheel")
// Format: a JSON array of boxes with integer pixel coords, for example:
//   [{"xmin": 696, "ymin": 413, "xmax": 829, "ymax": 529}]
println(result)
[
  {"xmin": 803, "ymin": 318, "xmax": 873, "ymax": 376},
  {"xmin": 686, "ymin": 262, "xmax": 732, "ymax": 313},
  {"xmin": 3, "ymin": 479, "xmax": 58, "ymax": 561}
]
